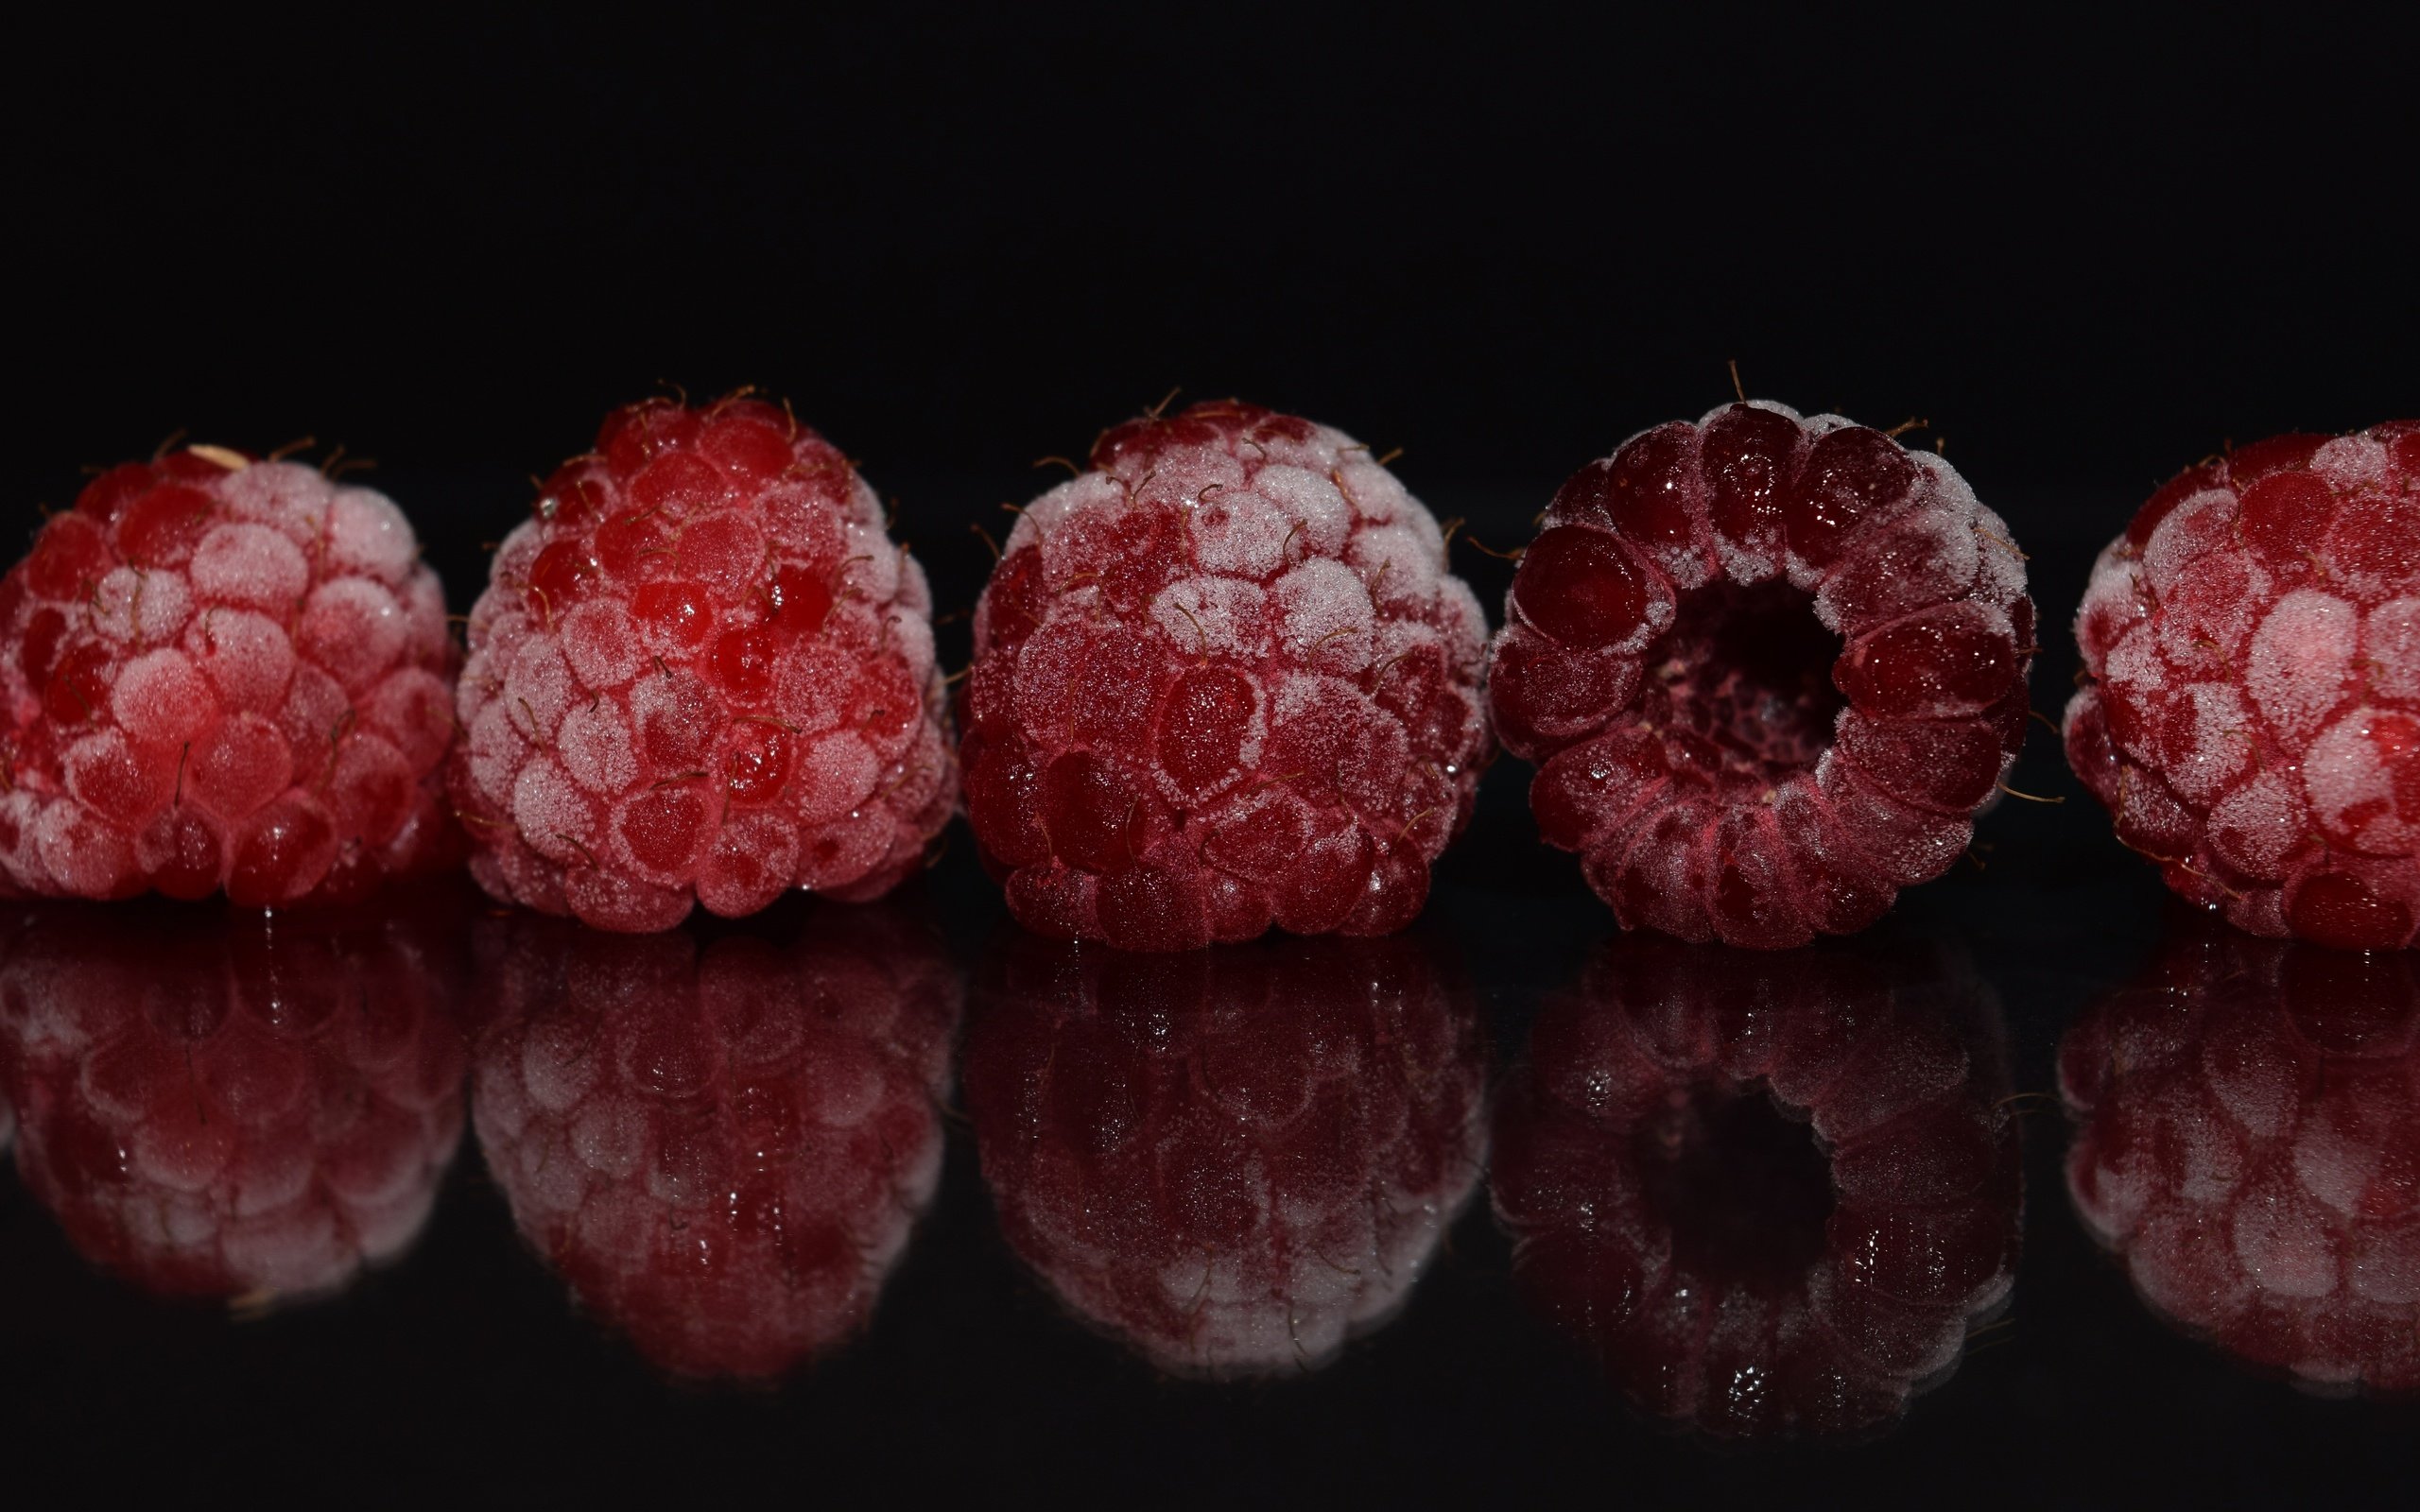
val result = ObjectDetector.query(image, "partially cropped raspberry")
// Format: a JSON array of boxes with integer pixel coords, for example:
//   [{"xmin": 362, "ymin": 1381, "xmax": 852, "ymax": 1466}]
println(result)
[
  {"xmin": 1492, "ymin": 936, "xmax": 2020, "ymax": 1439},
  {"xmin": 454, "ymin": 396, "xmax": 956, "ymax": 933},
  {"xmin": 470, "ymin": 902, "xmax": 959, "ymax": 1380},
  {"xmin": 962, "ymin": 400, "xmax": 1491, "ymax": 951},
  {"xmin": 963, "ymin": 931, "xmax": 1485, "ymax": 1376},
  {"xmin": 0, "ymin": 893, "xmax": 467, "ymax": 1304},
  {"xmin": 1489, "ymin": 402, "xmax": 2034, "ymax": 948},
  {"xmin": 2061, "ymin": 923, "xmax": 2419, "ymax": 1394},
  {"xmin": 2066, "ymin": 421, "xmax": 2420, "ymax": 949},
  {"xmin": 0, "ymin": 450, "xmax": 459, "ymax": 904}
]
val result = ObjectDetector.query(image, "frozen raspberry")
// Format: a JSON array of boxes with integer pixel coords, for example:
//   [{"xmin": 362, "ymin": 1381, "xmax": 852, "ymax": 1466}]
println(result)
[
  {"xmin": 961, "ymin": 400, "xmax": 1491, "ymax": 951},
  {"xmin": 1488, "ymin": 402, "xmax": 2035, "ymax": 948},
  {"xmin": 470, "ymin": 901, "xmax": 959, "ymax": 1380},
  {"xmin": 962, "ymin": 931, "xmax": 1485, "ymax": 1376},
  {"xmin": 0, "ymin": 450, "xmax": 459, "ymax": 905},
  {"xmin": 1492, "ymin": 936, "xmax": 2020, "ymax": 1439},
  {"xmin": 453, "ymin": 396, "xmax": 956, "ymax": 933},
  {"xmin": 2066, "ymin": 421, "xmax": 2420, "ymax": 949},
  {"xmin": 2061, "ymin": 922, "xmax": 2420, "ymax": 1393},
  {"xmin": 0, "ymin": 892, "xmax": 468, "ymax": 1304}
]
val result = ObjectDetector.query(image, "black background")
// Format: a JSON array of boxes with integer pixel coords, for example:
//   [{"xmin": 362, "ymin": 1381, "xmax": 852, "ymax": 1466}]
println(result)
[{"xmin": 3, "ymin": 7, "xmax": 2414, "ymax": 1507}]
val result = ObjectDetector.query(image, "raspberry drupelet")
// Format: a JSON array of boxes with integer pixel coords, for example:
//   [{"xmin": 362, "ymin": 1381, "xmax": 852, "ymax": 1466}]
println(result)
[
  {"xmin": 1488, "ymin": 401, "xmax": 2035, "ymax": 949},
  {"xmin": 453, "ymin": 396, "xmax": 957, "ymax": 933},
  {"xmin": 961, "ymin": 400, "xmax": 1491, "ymax": 951},
  {"xmin": 2066, "ymin": 421, "xmax": 2420, "ymax": 950},
  {"xmin": 0, "ymin": 449, "xmax": 459, "ymax": 904}
]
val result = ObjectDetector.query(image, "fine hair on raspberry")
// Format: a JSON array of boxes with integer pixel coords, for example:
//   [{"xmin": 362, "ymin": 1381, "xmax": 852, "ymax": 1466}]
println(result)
[
  {"xmin": 2066, "ymin": 421, "xmax": 2420, "ymax": 950},
  {"xmin": 0, "ymin": 449, "xmax": 459, "ymax": 905},
  {"xmin": 452, "ymin": 395, "xmax": 957, "ymax": 933},
  {"xmin": 1487, "ymin": 400, "xmax": 2035, "ymax": 949},
  {"xmin": 960, "ymin": 399, "xmax": 1492, "ymax": 952}
]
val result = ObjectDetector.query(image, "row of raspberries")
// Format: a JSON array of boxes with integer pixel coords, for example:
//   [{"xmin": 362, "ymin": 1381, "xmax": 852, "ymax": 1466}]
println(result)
[{"xmin": 2, "ymin": 397, "xmax": 2413, "ymax": 950}]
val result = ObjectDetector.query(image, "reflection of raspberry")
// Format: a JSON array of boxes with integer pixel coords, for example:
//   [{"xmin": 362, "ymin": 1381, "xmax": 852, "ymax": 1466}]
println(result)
[
  {"xmin": 963, "ymin": 931, "xmax": 1486, "ymax": 1376},
  {"xmin": 2066, "ymin": 422, "xmax": 2420, "ymax": 949},
  {"xmin": 2061, "ymin": 923, "xmax": 2420, "ymax": 1393},
  {"xmin": 961, "ymin": 401, "xmax": 1491, "ymax": 951},
  {"xmin": 0, "ymin": 451, "xmax": 459, "ymax": 904},
  {"xmin": 470, "ymin": 902, "xmax": 959, "ymax": 1380},
  {"xmin": 1488, "ymin": 402, "xmax": 2034, "ymax": 948},
  {"xmin": 454, "ymin": 397, "xmax": 956, "ymax": 933},
  {"xmin": 1492, "ymin": 936, "xmax": 2020, "ymax": 1439},
  {"xmin": 0, "ymin": 893, "xmax": 467, "ymax": 1304}
]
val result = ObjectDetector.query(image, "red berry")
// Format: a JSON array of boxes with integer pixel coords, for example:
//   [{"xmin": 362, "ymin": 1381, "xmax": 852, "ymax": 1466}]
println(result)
[
  {"xmin": 1487, "ymin": 402, "xmax": 2035, "ymax": 949},
  {"xmin": 962, "ymin": 400, "xmax": 1492, "ymax": 951},
  {"xmin": 1491, "ymin": 936, "xmax": 2021, "ymax": 1439},
  {"xmin": 0, "ymin": 452, "xmax": 461, "ymax": 904},
  {"xmin": 2066, "ymin": 421, "xmax": 2420, "ymax": 948},
  {"xmin": 470, "ymin": 902, "xmax": 959, "ymax": 1380},
  {"xmin": 0, "ymin": 892, "xmax": 468, "ymax": 1304},
  {"xmin": 962, "ymin": 930, "xmax": 1485, "ymax": 1376},
  {"xmin": 2060, "ymin": 922, "xmax": 2420, "ymax": 1393},
  {"xmin": 451, "ymin": 397, "xmax": 957, "ymax": 932}
]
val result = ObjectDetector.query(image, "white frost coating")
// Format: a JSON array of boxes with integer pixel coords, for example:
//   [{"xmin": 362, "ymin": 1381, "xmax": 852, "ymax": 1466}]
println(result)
[
  {"xmin": 2291, "ymin": 1109, "xmax": 2380, "ymax": 1219},
  {"xmin": 502, "ymin": 641, "xmax": 577, "ymax": 743},
  {"xmin": 1011, "ymin": 473, "xmax": 1121, "ymax": 556},
  {"xmin": 2309, "ymin": 434, "xmax": 2393, "ymax": 492},
  {"xmin": 558, "ymin": 699, "xmax": 641, "ymax": 795},
  {"xmin": 2141, "ymin": 490, "xmax": 2238, "ymax": 596},
  {"xmin": 1251, "ymin": 464, "xmax": 1353, "ymax": 558},
  {"xmin": 465, "ymin": 701, "xmax": 530, "ymax": 805},
  {"xmin": 2101, "ymin": 626, "xmax": 2169, "ymax": 707},
  {"xmin": 560, "ymin": 601, "xmax": 645, "ymax": 690},
  {"xmin": 89, "ymin": 565, "xmax": 193, "ymax": 646},
  {"xmin": 794, "ymin": 731, "xmax": 880, "ymax": 825},
  {"xmin": 2303, "ymin": 709, "xmax": 2416, "ymax": 853},
  {"xmin": 1332, "ymin": 455, "xmax": 1411, "ymax": 528},
  {"xmin": 840, "ymin": 520, "xmax": 903, "ymax": 602},
  {"xmin": 1273, "ymin": 558, "xmax": 1374, "ymax": 670},
  {"xmin": 110, "ymin": 648, "xmax": 212, "ymax": 744},
  {"xmin": 186, "ymin": 608, "xmax": 296, "ymax": 713},
  {"xmin": 215, "ymin": 460, "xmax": 340, "ymax": 547},
  {"xmin": 2164, "ymin": 681, "xmax": 2256, "ymax": 805},
  {"xmin": 2363, "ymin": 597, "xmax": 2420, "ymax": 702},
  {"xmin": 2206, "ymin": 771, "xmax": 2303, "ymax": 878},
  {"xmin": 324, "ymin": 488, "xmax": 420, "ymax": 585},
  {"xmin": 1151, "ymin": 577, "xmax": 1270, "ymax": 660},
  {"xmin": 2350, "ymin": 1222, "xmax": 2420, "ymax": 1306},
  {"xmin": 1696, "ymin": 398, "xmax": 1805, "ymax": 427},
  {"xmin": 2246, "ymin": 590, "xmax": 2358, "ymax": 743},
  {"xmin": 571, "ymin": 1094, "xmax": 648, "ymax": 1177},
  {"xmin": 1970, "ymin": 503, "xmax": 2028, "ymax": 607},
  {"xmin": 2231, "ymin": 1180, "xmax": 2339, "ymax": 1298},
  {"xmin": 512, "ymin": 758, "xmax": 598, "ymax": 862},
  {"xmin": 1188, "ymin": 488, "xmax": 1294, "ymax": 579},
  {"xmin": 190, "ymin": 522, "xmax": 311, "ymax": 610},
  {"xmin": 1348, "ymin": 524, "xmax": 1443, "ymax": 610},
  {"xmin": 299, "ymin": 577, "xmax": 407, "ymax": 692},
  {"xmin": 2077, "ymin": 541, "xmax": 2148, "ymax": 647}
]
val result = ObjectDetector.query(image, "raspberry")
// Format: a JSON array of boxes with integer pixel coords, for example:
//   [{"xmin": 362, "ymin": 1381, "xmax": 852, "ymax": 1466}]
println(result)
[
  {"xmin": 1487, "ymin": 402, "xmax": 2035, "ymax": 948},
  {"xmin": 470, "ymin": 902, "xmax": 959, "ymax": 1380},
  {"xmin": 0, "ymin": 450, "xmax": 460, "ymax": 905},
  {"xmin": 2061, "ymin": 923, "xmax": 2420, "ymax": 1393},
  {"xmin": 0, "ymin": 893, "xmax": 467, "ymax": 1304},
  {"xmin": 2066, "ymin": 421, "xmax": 2420, "ymax": 949},
  {"xmin": 1491, "ymin": 936, "xmax": 2020, "ymax": 1439},
  {"xmin": 961, "ymin": 400, "xmax": 1491, "ymax": 951},
  {"xmin": 962, "ymin": 931, "xmax": 1485, "ymax": 1376},
  {"xmin": 453, "ymin": 396, "xmax": 956, "ymax": 933}
]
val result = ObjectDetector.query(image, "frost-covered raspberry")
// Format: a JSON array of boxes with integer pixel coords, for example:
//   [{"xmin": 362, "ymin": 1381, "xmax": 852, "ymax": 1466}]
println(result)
[
  {"xmin": 963, "ymin": 931, "xmax": 1485, "ymax": 1376},
  {"xmin": 1489, "ymin": 402, "xmax": 2034, "ymax": 949},
  {"xmin": 0, "ymin": 894, "xmax": 467, "ymax": 1304},
  {"xmin": 962, "ymin": 401, "xmax": 1491, "ymax": 951},
  {"xmin": 0, "ymin": 450, "xmax": 458, "ymax": 904},
  {"xmin": 1492, "ymin": 937, "xmax": 2020, "ymax": 1439},
  {"xmin": 2061, "ymin": 924, "xmax": 2419, "ymax": 1394},
  {"xmin": 2066, "ymin": 421, "xmax": 2420, "ymax": 949},
  {"xmin": 470, "ymin": 902, "xmax": 959, "ymax": 1380},
  {"xmin": 454, "ymin": 397, "xmax": 956, "ymax": 933}
]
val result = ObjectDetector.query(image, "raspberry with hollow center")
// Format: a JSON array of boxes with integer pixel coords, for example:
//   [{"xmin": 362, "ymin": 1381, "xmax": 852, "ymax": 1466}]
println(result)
[
  {"xmin": 1491, "ymin": 936, "xmax": 2021, "ymax": 1439},
  {"xmin": 470, "ymin": 901, "xmax": 959, "ymax": 1380},
  {"xmin": 2066, "ymin": 421, "xmax": 2420, "ymax": 949},
  {"xmin": 2061, "ymin": 921, "xmax": 2420, "ymax": 1393},
  {"xmin": 452, "ymin": 396, "xmax": 957, "ymax": 933},
  {"xmin": 1488, "ymin": 401, "xmax": 2035, "ymax": 949},
  {"xmin": 0, "ymin": 892, "xmax": 468, "ymax": 1306},
  {"xmin": 0, "ymin": 450, "xmax": 460, "ymax": 905},
  {"xmin": 961, "ymin": 400, "xmax": 1492, "ymax": 951},
  {"xmin": 962, "ymin": 929, "xmax": 1485, "ymax": 1376}
]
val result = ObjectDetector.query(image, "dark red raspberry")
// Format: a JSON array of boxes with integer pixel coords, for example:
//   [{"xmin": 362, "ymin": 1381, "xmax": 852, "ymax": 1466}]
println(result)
[
  {"xmin": 2066, "ymin": 421, "xmax": 2420, "ymax": 950},
  {"xmin": 454, "ymin": 396, "xmax": 956, "ymax": 933},
  {"xmin": 470, "ymin": 902, "xmax": 959, "ymax": 1380},
  {"xmin": 1487, "ymin": 402, "xmax": 2035, "ymax": 948},
  {"xmin": 961, "ymin": 400, "xmax": 1491, "ymax": 951},
  {"xmin": 1491, "ymin": 936, "xmax": 2020, "ymax": 1439},
  {"xmin": 2061, "ymin": 922, "xmax": 2419, "ymax": 1393},
  {"xmin": 0, "ymin": 450, "xmax": 460, "ymax": 905},
  {"xmin": 963, "ymin": 931, "xmax": 1485, "ymax": 1376},
  {"xmin": 0, "ymin": 893, "xmax": 467, "ymax": 1304}
]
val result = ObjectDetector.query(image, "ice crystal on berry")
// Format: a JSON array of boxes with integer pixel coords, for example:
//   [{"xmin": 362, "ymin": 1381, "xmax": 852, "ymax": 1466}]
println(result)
[
  {"xmin": 961, "ymin": 400, "xmax": 1491, "ymax": 951},
  {"xmin": 453, "ymin": 397, "xmax": 956, "ymax": 933}
]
